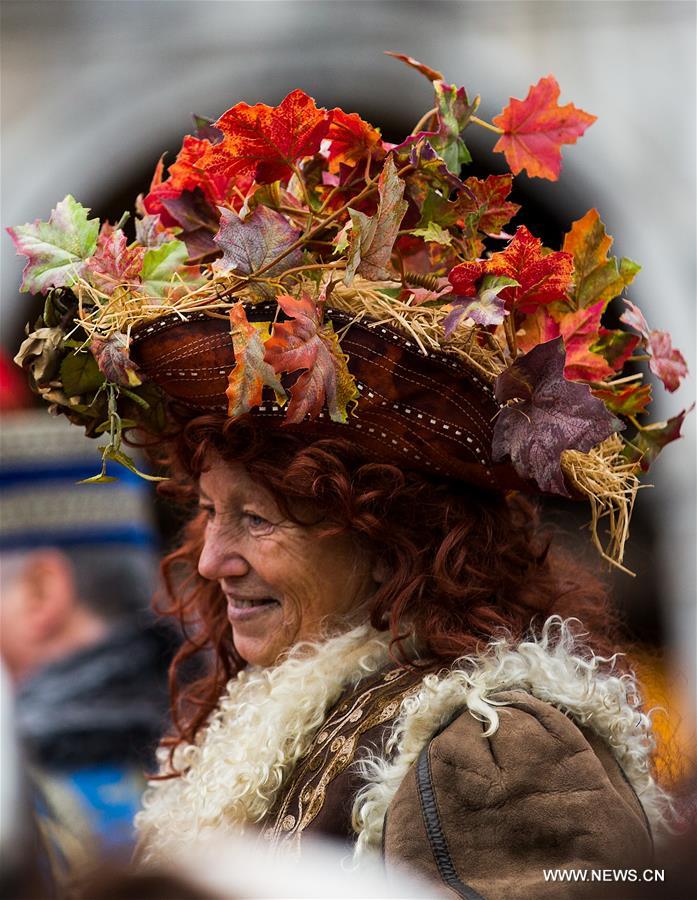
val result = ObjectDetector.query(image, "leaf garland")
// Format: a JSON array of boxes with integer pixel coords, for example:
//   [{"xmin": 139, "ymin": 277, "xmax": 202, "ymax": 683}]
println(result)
[{"xmin": 7, "ymin": 52, "xmax": 689, "ymax": 488}]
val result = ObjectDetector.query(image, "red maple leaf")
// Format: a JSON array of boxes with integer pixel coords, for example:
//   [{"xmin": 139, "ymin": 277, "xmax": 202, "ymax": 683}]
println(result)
[
  {"xmin": 326, "ymin": 109, "xmax": 384, "ymax": 173},
  {"xmin": 492, "ymin": 76, "xmax": 596, "ymax": 180},
  {"xmin": 84, "ymin": 225, "xmax": 145, "ymax": 295},
  {"xmin": 462, "ymin": 174, "xmax": 520, "ymax": 235},
  {"xmin": 558, "ymin": 300, "xmax": 615, "ymax": 382},
  {"xmin": 485, "ymin": 225, "xmax": 573, "ymax": 313},
  {"xmin": 203, "ymin": 89, "xmax": 330, "ymax": 185},
  {"xmin": 264, "ymin": 293, "xmax": 358, "ymax": 424},
  {"xmin": 144, "ymin": 136, "xmax": 234, "ymax": 227},
  {"xmin": 448, "ymin": 259, "xmax": 486, "ymax": 296}
]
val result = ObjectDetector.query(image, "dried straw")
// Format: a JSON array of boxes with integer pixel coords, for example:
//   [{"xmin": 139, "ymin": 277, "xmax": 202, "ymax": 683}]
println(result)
[{"xmin": 561, "ymin": 434, "xmax": 642, "ymax": 574}]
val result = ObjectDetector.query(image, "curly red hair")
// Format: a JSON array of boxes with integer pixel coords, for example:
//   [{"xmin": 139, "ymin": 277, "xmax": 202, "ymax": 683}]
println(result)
[{"xmin": 154, "ymin": 414, "xmax": 623, "ymax": 752}]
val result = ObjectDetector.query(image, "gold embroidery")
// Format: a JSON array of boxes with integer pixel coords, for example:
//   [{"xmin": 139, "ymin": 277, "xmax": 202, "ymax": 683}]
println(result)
[{"xmin": 265, "ymin": 665, "xmax": 429, "ymax": 848}]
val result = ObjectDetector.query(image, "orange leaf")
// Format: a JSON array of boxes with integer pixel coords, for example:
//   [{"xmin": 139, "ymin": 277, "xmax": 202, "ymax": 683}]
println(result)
[
  {"xmin": 485, "ymin": 225, "xmax": 573, "ymax": 313},
  {"xmin": 559, "ymin": 300, "xmax": 615, "ymax": 382},
  {"xmin": 462, "ymin": 174, "xmax": 520, "ymax": 235},
  {"xmin": 562, "ymin": 208, "xmax": 640, "ymax": 307},
  {"xmin": 516, "ymin": 307, "xmax": 560, "ymax": 354},
  {"xmin": 326, "ymin": 109, "xmax": 383, "ymax": 173},
  {"xmin": 203, "ymin": 90, "xmax": 330, "ymax": 185},
  {"xmin": 591, "ymin": 384, "xmax": 652, "ymax": 417},
  {"xmin": 264, "ymin": 293, "xmax": 358, "ymax": 424},
  {"xmin": 492, "ymin": 76, "xmax": 596, "ymax": 180},
  {"xmin": 226, "ymin": 304, "xmax": 286, "ymax": 418}
]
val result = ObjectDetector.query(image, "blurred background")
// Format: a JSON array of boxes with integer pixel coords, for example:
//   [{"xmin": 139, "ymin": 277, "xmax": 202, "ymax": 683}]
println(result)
[{"xmin": 1, "ymin": 0, "xmax": 695, "ymax": 840}]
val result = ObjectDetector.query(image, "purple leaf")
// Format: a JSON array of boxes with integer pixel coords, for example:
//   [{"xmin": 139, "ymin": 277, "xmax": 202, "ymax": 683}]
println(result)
[
  {"xmin": 213, "ymin": 205, "xmax": 303, "ymax": 296},
  {"xmin": 492, "ymin": 337, "xmax": 624, "ymax": 496}
]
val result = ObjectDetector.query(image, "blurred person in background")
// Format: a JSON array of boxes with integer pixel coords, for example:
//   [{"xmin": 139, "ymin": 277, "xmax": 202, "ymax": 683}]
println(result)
[{"xmin": 0, "ymin": 381, "xmax": 178, "ymax": 875}]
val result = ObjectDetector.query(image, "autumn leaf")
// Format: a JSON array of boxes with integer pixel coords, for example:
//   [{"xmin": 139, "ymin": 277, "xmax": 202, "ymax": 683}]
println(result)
[
  {"xmin": 385, "ymin": 51, "xmax": 444, "ymax": 83},
  {"xmin": 213, "ymin": 205, "xmax": 303, "ymax": 294},
  {"xmin": 591, "ymin": 383, "xmax": 652, "ymax": 417},
  {"xmin": 647, "ymin": 331, "xmax": 688, "ymax": 393},
  {"xmin": 406, "ymin": 277, "xmax": 451, "ymax": 307},
  {"xmin": 326, "ymin": 109, "xmax": 383, "ymax": 173},
  {"xmin": 135, "ymin": 213, "xmax": 173, "ymax": 248},
  {"xmin": 14, "ymin": 327, "xmax": 64, "ymax": 386},
  {"xmin": 516, "ymin": 307, "xmax": 561, "ymax": 354},
  {"xmin": 443, "ymin": 275, "xmax": 515, "ymax": 336},
  {"xmin": 139, "ymin": 239, "xmax": 203, "ymax": 298},
  {"xmin": 590, "ymin": 327, "xmax": 640, "ymax": 372},
  {"xmin": 411, "ymin": 221, "xmax": 452, "ymax": 245},
  {"xmin": 398, "ymin": 83, "xmax": 477, "ymax": 176},
  {"xmin": 264, "ymin": 293, "xmax": 358, "ymax": 424},
  {"xmin": 562, "ymin": 209, "xmax": 640, "ymax": 308},
  {"xmin": 462, "ymin": 174, "xmax": 520, "ymax": 235},
  {"xmin": 144, "ymin": 135, "xmax": 231, "ymax": 227},
  {"xmin": 226, "ymin": 303, "xmax": 287, "ymax": 417},
  {"xmin": 558, "ymin": 300, "xmax": 615, "ymax": 382},
  {"xmin": 492, "ymin": 75, "xmax": 596, "ymax": 180},
  {"xmin": 619, "ymin": 299, "xmax": 650, "ymax": 338},
  {"xmin": 485, "ymin": 225, "xmax": 574, "ymax": 313},
  {"xmin": 448, "ymin": 259, "xmax": 486, "ymax": 296},
  {"xmin": 622, "ymin": 406, "xmax": 693, "ymax": 472},
  {"xmin": 191, "ymin": 113, "xmax": 224, "ymax": 144},
  {"xmin": 60, "ymin": 351, "xmax": 106, "ymax": 397},
  {"xmin": 84, "ymin": 225, "xmax": 145, "ymax": 295},
  {"xmin": 90, "ymin": 332, "xmax": 143, "ymax": 387},
  {"xmin": 620, "ymin": 300, "xmax": 688, "ymax": 393},
  {"xmin": 344, "ymin": 156, "xmax": 408, "ymax": 283},
  {"xmin": 492, "ymin": 337, "xmax": 623, "ymax": 495},
  {"xmin": 204, "ymin": 89, "xmax": 330, "ymax": 185},
  {"xmin": 160, "ymin": 187, "xmax": 220, "ymax": 261},
  {"xmin": 7, "ymin": 195, "xmax": 99, "ymax": 294}
]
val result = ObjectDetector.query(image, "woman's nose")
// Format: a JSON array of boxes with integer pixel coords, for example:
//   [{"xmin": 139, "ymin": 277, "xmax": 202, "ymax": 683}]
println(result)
[{"xmin": 197, "ymin": 521, "xmax": 250, "ymax": 581}]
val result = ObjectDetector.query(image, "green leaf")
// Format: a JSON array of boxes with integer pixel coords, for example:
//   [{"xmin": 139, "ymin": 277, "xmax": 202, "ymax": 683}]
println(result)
[
  {"xmin": 60, "ymin": 351, "xmax": 105, "ymax": 397},
  {"xmin": 94, "ymin": 417, "xmax": 137, "ymax": 435},
  {"xmin": 107, "ymin": 448, "xmax": 168, "ymax": 481},
  {"xmin": 8, "ymin": 195, "xmax": 99, "ymax": 294},
  {"xmin": 412, "ymin": 221, "xmax": 453, "ymax": 246},
  {"xmin": 139, "ymin": 240, "xmax": 191, "ymax": 297}
]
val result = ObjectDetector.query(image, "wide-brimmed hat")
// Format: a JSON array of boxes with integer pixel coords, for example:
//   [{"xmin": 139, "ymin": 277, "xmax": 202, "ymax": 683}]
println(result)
[{"xmin": 8, "ymin": 53, "xmax": 690, "ymax": 569}]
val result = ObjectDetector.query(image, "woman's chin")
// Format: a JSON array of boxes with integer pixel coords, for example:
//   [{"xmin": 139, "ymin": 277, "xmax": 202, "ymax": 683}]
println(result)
[{"xmin": 231, "ymin": 605, "xmax": 290, "ymax": 667}]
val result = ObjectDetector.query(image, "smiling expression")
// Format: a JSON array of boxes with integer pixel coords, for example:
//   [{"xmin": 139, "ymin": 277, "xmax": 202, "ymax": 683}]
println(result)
[{"xmin": 196, "ymin": 456, "xmax": 378, "ymax": 667}]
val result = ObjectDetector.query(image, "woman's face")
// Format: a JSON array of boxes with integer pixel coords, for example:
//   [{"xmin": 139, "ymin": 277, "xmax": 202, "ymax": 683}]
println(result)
[{"xmin": 197, "ymin": 456, "xmax": 379, "ymax": 667}]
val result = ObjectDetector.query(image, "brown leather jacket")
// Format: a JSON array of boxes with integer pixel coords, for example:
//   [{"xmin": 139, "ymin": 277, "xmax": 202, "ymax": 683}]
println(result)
[
  {"xmin": 383, "ymin": 689, "xmax": 652, "ymax": 899},
  {"xmin": 260, "ymin": 670, "xmax": 653, "ymax": 898}
]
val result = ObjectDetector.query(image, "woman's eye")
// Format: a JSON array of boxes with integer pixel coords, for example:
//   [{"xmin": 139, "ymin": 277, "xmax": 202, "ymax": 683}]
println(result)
[
  {"xmin": 198, "ymin": 505, "xmax": 215, "ymax": 520},
  {"xmin": 244, "ymin": 512, "xmax": 272, "ymax": 532}
]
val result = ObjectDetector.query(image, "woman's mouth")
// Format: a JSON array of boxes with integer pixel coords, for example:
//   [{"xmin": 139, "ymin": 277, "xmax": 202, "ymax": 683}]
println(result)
[{"xmin": 226, "ymin": 596, "xmax": 281, "ymax": 622}]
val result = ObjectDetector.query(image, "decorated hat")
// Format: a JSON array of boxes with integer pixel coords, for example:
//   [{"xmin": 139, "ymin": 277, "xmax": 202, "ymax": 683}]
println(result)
[{"xmin": 7, "ymin": 53, "xmax": 690, "ymax": 570}]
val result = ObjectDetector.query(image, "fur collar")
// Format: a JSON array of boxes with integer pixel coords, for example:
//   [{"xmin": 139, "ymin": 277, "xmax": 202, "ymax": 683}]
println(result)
[
  {"xmin": 136, "ymin": 617, "xmax": 669, "ymax": 863},
  {"xmin": 135, "ymin": 625, "xmax": 393, "ymax": 862}
]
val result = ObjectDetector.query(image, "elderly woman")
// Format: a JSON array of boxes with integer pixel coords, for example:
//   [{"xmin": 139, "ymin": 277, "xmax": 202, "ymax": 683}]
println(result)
[{"xmin": 10, "ymin": 59, "xmax": 685, "ymax": 897}]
